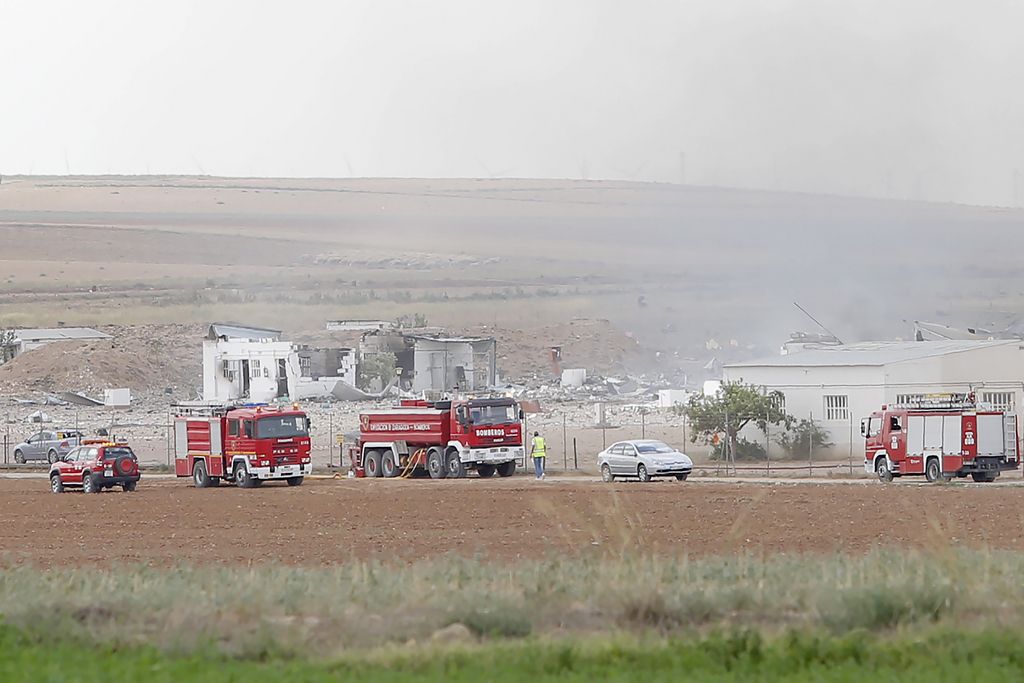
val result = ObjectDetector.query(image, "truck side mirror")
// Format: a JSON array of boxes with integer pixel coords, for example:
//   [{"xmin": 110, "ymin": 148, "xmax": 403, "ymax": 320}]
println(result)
[
  {"xmin": 860, "ymin": 419, "xmax": 867, "ymax": 437},
  {"xmin": 519, "ymin": 409, "xmax": 525, "ymax": 420}
]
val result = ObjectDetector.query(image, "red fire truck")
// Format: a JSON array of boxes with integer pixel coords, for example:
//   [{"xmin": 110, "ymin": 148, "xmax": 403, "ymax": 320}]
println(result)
[
  {"xmin": 354, "ymin": 397, "xmax": 524, "ymax": 479},
  {"xmin": 862, "ymin": 393, "xmax": 1019, "ymax": 483},
  {"xmin": 173, "ymin": 402, "xmax": 312, "ymax": 488}
]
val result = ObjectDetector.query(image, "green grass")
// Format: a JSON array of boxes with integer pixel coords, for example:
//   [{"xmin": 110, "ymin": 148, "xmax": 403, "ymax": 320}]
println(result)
[{"xmin": 4, "ymin": 624, "xmax": 1024, "ymax": 682}]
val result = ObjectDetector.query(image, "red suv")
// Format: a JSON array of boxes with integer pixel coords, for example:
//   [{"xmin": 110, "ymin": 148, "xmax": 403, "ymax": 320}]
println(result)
[{"xmin": 49, "ymin": 443, "xmax": 141, "ymax": 493}]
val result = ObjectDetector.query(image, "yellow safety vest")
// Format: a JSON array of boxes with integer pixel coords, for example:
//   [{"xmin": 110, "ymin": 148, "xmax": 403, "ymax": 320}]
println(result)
[{"xmin": 532, "ymin": 436, "xmax": 546, "ymax": 458}]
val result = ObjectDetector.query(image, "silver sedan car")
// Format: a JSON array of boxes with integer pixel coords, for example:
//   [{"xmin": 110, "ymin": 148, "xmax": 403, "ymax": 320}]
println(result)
[{"xmin": 598, "ymin": 440, "xmax": 693, "ymax": 482}]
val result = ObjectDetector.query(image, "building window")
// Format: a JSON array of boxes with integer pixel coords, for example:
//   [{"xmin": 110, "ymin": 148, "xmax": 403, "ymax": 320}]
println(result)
[
  {"xmin": 299, "ymin": 356, "xmax": 311, "ymax": 376},
  {"xmin": 896, "ymin": 394, "xmax": 924, "ymax": 406},
  {"xmin": 250, "ymin": 359, "xmax": 261, "ymax": 377},
  {"xmin": 981, "ymin": 391, "xmax": 1014, "ymax": 411},
  {"xmin": 768, "ymin": 392, "xmax": 786, "ymax": 412},
  {"xmin": 824, "ymin": 395, "xmax": 849, "ymax": 421}
]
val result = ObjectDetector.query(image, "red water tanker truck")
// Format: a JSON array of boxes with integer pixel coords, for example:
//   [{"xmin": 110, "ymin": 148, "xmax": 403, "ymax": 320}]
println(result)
[{"xmin": 354, "ymin": 397, "xmax": 524, "ymax": 478}]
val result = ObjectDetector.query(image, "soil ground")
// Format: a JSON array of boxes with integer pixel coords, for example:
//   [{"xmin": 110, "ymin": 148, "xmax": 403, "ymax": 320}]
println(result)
[{"xmin": 2, "ymin": 476, "xmax": 1021, "ymax": 567}]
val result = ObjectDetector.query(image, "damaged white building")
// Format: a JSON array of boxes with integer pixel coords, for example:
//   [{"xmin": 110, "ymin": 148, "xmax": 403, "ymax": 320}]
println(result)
[{"xmin": 202, "ymin": 323, "xmax": 358, "ymax": 402}]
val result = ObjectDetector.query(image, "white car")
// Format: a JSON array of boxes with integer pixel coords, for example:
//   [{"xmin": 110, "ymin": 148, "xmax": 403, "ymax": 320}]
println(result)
[{"xmin": 598, "ymin": 440, "xmax": 693, "ymax": 482}]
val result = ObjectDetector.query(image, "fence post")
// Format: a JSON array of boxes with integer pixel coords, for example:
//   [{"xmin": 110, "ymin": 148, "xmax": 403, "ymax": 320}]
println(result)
[
  {"xmin": 573, "ymin": 438, "xmax": 578, "ymax": 470},
  {"xmin": 808, "ymin": 411, "xmax": 813, "ymax": 477},
  {"xmin": 329, "ymin": 409, "xmax": 334, "ymax": 468},
  {"xmin": 765, "ymin": 410, "xmax": 770, "ymax": 478},
  {"xmin": 848, "ymin": 415, "xmax": 853, "ymax": 476},
  {"xmin": 641, "ymin": 410, "xmax": 646, "ymax": 439},
  {"xmin": 562, "ymin": 413, "xmax": 567, "ymax": 470}
]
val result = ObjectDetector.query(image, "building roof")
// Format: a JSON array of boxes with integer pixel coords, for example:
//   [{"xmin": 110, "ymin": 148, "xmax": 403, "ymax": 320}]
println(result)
[
  {"xmin": 207, "ymin": 323, "xmax": 282, "ymax": 341},
  {"xmin": 14, "ymin": 327, "xmax": 111, "ymax": 342},
  {"xmin": 408, "ymin": 335, "xmax": 496, "ymax": 344},
  {"xmin": 725, "ymin": 340, "xmax": 1019, "ymax": 368}
]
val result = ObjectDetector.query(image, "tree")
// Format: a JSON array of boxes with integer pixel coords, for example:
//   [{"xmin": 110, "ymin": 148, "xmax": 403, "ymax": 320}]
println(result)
[
  {"xmin": 357, "ymin": 352, "xmax": 396, "ymax": 391},
  {"xmin": 686, "ymin": 382, "xmax": 794, "ymax": 461},
  {"xmin": 0, "ymin": 327, "xmax": 15, "ymax": 363},
  {"xmin": 776, "ymin": 419, "xmax": 834, "ymax": 458}
]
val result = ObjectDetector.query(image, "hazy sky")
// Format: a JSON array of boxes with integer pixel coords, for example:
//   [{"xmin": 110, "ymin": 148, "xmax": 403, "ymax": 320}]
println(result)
[{"xmin": 2, "ymin": 0, "xmax": 1023, "ymax": 206}]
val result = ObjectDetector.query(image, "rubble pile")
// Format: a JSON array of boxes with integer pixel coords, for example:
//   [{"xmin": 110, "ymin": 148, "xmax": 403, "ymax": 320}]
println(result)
[{"xmin": 0, "ymin": 324, "xmax": 203, "ymax": 401}]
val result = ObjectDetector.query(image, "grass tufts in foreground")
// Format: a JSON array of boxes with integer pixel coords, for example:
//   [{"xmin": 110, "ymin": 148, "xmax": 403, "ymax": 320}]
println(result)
[{"xmin": 0, "ymin": 547, "xmax": 1020, "ymax": 659}]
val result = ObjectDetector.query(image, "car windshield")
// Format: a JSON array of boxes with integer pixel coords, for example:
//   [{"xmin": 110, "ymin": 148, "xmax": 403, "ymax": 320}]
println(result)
[
  {"xmin": 469, "ymin": 404, "xmax": 516, "ymax": 426},
  {"xmin": 103, "ymin": 447, "xmax": 136, "ymax": 459},
  {"xmin": 636, "ymin": 442, "xmax": 676, "ymax": 454},
  {"xmin": 256, "ymin": 415, "xmax": 309, "ymax": 439}
]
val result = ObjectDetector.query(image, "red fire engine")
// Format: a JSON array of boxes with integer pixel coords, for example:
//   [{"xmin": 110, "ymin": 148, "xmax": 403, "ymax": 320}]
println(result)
[
  {"xmin": 354, "ymin": 397, "xmax": 524, "ymax": 479},
  {"xmin": 173, "ymin": 402, "xmax": 312, "ymax": 488},
  {"xmin": 862, "ymin": 393, "xmax": 1019, "ymax": 483}
]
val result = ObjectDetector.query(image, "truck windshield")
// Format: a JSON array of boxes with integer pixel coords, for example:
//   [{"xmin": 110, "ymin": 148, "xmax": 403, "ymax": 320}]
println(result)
[
  {"xmin": 256, "ymin": 415, "xmax": 309, "ymax": 439},
  {"xmin": 470, "ymin": 404, "xmax": 516, "ymax": 425}
]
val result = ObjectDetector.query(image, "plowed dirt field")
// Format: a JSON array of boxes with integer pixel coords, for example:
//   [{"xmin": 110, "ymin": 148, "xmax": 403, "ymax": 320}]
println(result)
[{"xmin": 2, "ymin": 477, "xmax": 1023, "ymax": 567}]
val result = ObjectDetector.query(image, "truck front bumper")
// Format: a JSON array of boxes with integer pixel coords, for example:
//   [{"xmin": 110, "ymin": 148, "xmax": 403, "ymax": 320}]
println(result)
[
  {"xmin": 462, "ymin": 446, "xmax": 524, "ymax": 464},
  {"xmin": 248, "ymin": 463, "xmax": 312, "ymax": 480}
]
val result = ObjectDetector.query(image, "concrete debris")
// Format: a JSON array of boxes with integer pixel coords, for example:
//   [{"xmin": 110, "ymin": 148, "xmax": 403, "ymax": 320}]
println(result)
[{"xmin": 59, "ymin": 391, "xmax": 105, "ymax": 407}]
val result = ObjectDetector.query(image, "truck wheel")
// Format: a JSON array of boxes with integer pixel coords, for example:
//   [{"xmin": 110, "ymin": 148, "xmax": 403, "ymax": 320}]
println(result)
[
  {"xmin": 193, "ymin": 460, "xmax": 212, "ymax": 488},
  {"xmin": 14, "ymin": 450, "xmax": 25, "ymax": 464},
  {"xmin": 495, "ymin": 460, "xmax": 516, "ymax": 477},
  {"xmin": 368, "ymin": 450, "xmax": 385, "ymax": 479},
  {"xmin": 427, "ymin": 448, "xmax": 447, "ymax": 479},
  {"xmin": 446, "ymin": 449, "xmax": 466, "ymax": 479},
  {"xmin": 50, "ymin": 474, "xmax": 64, "ymax": 493},
  {"xmin": 82, "ymin": 471, "xmax": 99, "ymax": 494},
  {"xmin": 925, "ymin": 458, "xmax": 941, "ymax": 483},
  {"xmin": 477, "ymin": 464, "xmax": 496, "ymax": 478},
  {"xmin": 971, "ymin": 472, "xmax": 998, "ymax": 483},
  {"xmin": 122, "ymin": 480, "xmax": 137, "ymax": 492},
  {"xmin": 234, "ymin": 462, "xmax": 257, "ymax": 489},
  {"xmin": 286, "ymin": 476, "xmax": 304, "ymax": 486},
  {"xmin": 381, "ymin": 451, "xmax": 399, "ymax": 478},
  {"xmin": 875, "ymin": 457, "xmax": 894, "ymax": 483}
]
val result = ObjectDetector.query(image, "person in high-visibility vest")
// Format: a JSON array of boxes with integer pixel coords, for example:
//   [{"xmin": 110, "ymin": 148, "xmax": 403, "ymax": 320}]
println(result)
[{"xmin": 530, "ymin": 431, "xmax": 546, "ymax": 480}]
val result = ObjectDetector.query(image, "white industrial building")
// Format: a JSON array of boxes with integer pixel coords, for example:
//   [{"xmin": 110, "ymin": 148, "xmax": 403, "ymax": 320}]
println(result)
[
  {"xmin": 2, "ymin": 327, "xmax": 111, "ymax": 361},
  {"xmin": 723, "ymin": 340, "xmax": 1024, "ymax": 454}
]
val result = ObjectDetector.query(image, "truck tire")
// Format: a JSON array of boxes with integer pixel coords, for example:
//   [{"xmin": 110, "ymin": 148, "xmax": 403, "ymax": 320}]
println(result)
[
  {"xmin": 477, "ymin": 464, "xmax": 496, "ymax": 478},
  {"xmin": 234, "ymin": 462, "xmax": 257, "ymax": 489},
  {"xmin": 971, "ymin": 472, "xmax": 998, "ymax": 483},
  {"xmin": 496, "ymin": 460, "xmax": 516, "ymax": 477},
  {"xmin": 50, "ymin": 474, "xmax": 64, "ymax": 493},
  {"xmin": 381, "ymin": 450, "xmax": 399, "ymax": 478},
  {"xmin": 427, "ymin": 448, "xmax": 447, "ymax": 479},
  {"xmin": 875, "ymin": 457, "xmax": 894, "ymax": 483},
  {"xmin": 446, "ymin": 449, "xmax": 466, "ymax": 479},
  {"xmin": 286, "ymin": 476, "xmax": 304, "ymax": 486},
  {"xmin": 122, "ymin": 480, "xmax": 137, "ymax": 492},
  {"xmin": 925, "ymin": 458, "xmax": 941, "ymax": 483},
  {"xmin": 193, "ymin": 460, "xmax": 213, "ymax": 488},
  {"xmin": 365, "ymin": 450, "xmax": 383, "ymax": 478},
  {"xmin": 82, "ymin": 471, "xmax": 99, "ymax": 494}
]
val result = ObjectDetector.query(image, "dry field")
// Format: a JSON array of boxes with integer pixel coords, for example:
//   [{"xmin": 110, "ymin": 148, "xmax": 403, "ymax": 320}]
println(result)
[
  {"xmin": 3, "ymin": 176, "xmax": 1024, "ymax": 363},
  {"xmin": 2, "ymin": 476, "xmax": 1022, "ymax": 568}
]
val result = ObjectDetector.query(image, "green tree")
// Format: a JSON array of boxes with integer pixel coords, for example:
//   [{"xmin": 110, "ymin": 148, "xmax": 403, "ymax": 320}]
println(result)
[
  {"xmin": 0, "ymin": 327, "xmax": 15, "ymax": 363},
  {"xmin": 686, "ymin": 382, "xmax": 794, "ymax": 460},
  {"xmin": 357, "ymin": 352, "xmax": 396, "ymax": 391},
  {"xmin": 776, "ymin": 419, "xmax": 834, "ymax": 458}
]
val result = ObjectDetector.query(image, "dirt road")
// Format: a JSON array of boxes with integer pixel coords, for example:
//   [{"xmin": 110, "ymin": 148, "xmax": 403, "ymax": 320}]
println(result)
[{"xmin": 2, "ymin": 477, "xmax": 1022, "ymax": 567}]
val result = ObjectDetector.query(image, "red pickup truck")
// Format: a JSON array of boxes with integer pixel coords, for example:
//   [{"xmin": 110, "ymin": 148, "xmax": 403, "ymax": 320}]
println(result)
[{"xmin": 49, "ymin": 442, "xmax": 141, "ymax": 493}]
